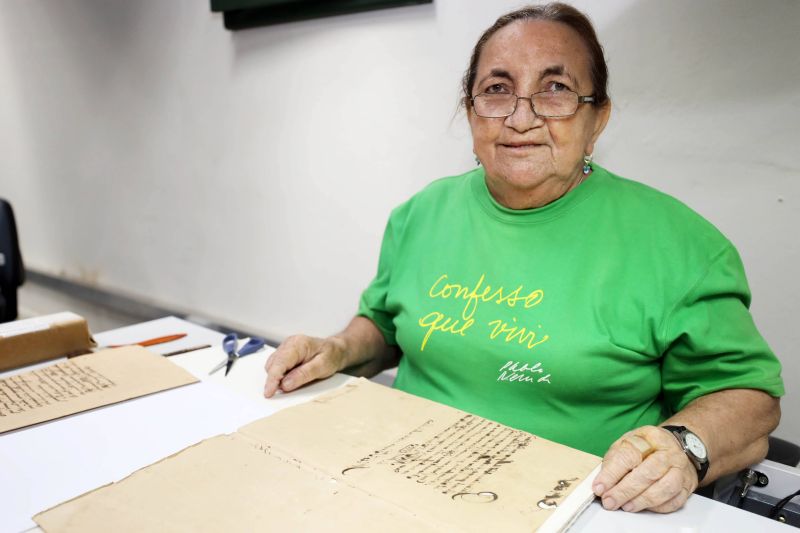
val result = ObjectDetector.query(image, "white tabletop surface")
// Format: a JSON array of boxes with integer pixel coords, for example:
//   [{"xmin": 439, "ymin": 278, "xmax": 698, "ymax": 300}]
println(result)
[{"xmin": 1, "ymin": 316, "xmax": 794, "ymax": 532}]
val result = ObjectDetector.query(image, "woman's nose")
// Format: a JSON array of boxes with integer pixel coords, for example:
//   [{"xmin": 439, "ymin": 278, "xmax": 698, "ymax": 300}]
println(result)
[{"xmin": 505, "ymin": 96, "xmax": 543, "ymax": 132}]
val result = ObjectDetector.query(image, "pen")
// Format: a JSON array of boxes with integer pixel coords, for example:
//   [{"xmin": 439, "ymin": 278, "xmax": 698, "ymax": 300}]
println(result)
[
  {"xmin": 108, "ymin": 333, "xmax": 187, "ymax": 348},
  {"xmin": 162, "ymin": 344, "xmax": 212, "ymax": 357}
]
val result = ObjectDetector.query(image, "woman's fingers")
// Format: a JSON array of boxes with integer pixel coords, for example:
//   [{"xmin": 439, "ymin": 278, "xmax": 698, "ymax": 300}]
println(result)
[
  {"xmin": 263, "ymin": 335, "xmax": 342, "ymax": 397},
  {"xmin": 626, "ymin": 474, "xmax": 692, "ymax": 513},
  {"xmin": 648, "ymin": 485, "xmax": 693, "ymax": 514},
  {"xmin": 281, "ymin": 350, "xmax": 339, "ymax": 392},
  {"xmin": 616, "ymin": 466, "xmax": 686, "ymax": 513},
  {"xmin": 593, "ymin": 430, "xmax": 651, "ymax": 503},
  {"xmin": 594, "ymin": 425, "xmax": 698, "ymax": 513},
  {"xmin": 263, "ymin": 335, "xmax": 319, "ymax": 397}
]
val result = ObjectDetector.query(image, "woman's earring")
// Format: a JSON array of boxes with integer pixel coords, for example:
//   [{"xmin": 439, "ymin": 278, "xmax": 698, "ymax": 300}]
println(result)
[
  {"xmin": 582, "ymin": 154, "xmax": 593, "ymax": 175},
  {"xmin": 475, "ymin": 154, "xmax": 481, "ymax": 166}
]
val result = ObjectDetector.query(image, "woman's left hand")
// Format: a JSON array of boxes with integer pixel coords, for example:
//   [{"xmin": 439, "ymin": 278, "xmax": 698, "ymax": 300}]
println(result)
[{"xmin": 592, "ymin": 425, "xmax": 699, "ymax": 513}]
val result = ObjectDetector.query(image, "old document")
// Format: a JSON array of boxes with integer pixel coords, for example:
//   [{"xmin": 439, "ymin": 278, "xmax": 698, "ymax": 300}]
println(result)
[
  {"xmin": 0, "ymin": 346, "xmax": 198, "ymax": 433},
  {"xmin": 35, "ymin": 378, "xmax": 600, "ymax": 532}
]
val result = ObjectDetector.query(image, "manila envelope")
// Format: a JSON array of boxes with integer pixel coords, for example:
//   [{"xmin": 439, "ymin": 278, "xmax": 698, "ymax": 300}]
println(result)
[{"xmin": 35, "ymin": 378, "xmax": 601, "ymax": 532}]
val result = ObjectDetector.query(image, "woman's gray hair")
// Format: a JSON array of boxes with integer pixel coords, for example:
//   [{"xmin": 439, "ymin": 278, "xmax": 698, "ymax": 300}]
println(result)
[{"xmin": 462, "ymin": 3, "xmax": 609, "ymax": 108}]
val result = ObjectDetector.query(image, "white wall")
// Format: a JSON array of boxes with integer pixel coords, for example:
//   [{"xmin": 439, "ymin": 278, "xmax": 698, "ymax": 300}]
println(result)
[{"xmin": 0, "ymin": 0, "xmax": 797, "ymax": 443}]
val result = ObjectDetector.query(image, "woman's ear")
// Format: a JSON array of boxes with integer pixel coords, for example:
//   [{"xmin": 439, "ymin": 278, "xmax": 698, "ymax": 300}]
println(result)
[{"xmin": 585, "ymin": 100, "xmax": 612, "ymax": 155}]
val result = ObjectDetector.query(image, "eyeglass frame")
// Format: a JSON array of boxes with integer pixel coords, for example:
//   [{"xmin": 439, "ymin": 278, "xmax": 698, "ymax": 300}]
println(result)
[{"xmin": 470, "ymin": 89, "xmax": 596, "ymax": 119}]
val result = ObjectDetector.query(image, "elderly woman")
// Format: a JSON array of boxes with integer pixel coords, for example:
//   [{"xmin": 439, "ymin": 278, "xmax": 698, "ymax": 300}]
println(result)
[{"xmin": 264, "ymin": 3, "xmax": 783, "ymax": 515}]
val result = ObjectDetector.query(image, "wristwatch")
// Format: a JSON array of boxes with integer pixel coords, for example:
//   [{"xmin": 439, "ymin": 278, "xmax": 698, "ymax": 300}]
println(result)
[{"xmin": 662, "ymin": 425, "xmax": 709, "ymax": 482}]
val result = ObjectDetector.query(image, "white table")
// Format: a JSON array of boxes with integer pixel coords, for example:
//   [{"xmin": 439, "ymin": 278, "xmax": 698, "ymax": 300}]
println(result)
[{"xmin": 0, "ymin": 316, "xmax": 794, "ymax": 532}]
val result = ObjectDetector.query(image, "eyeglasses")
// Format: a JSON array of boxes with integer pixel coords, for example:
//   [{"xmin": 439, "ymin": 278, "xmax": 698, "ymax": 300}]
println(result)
[{"xmin": 471, "ymin": 89, "xmax": 595, "ymax": 118}]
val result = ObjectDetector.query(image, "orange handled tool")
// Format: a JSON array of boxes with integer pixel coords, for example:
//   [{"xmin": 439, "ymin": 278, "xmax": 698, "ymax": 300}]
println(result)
[{"xmin": 109, "ymin": 333, "xmax": 187, "ymax": 348}]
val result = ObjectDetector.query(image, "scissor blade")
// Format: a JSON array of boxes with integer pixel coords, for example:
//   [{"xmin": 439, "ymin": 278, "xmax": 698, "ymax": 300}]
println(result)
[
  {"xmin": 224, "ymin": 358, "xmax": 235, "ymax": 376},
  {"xmin": 209, "ymin": 359, "xmax": 227, "ymax": 375}
]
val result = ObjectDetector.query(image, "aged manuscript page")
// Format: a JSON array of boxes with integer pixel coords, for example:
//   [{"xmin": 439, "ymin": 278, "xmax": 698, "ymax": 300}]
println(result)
[
  {"xmin": 35, "ymin": 378, "xmax": 600, "ymax": 532},
  {"xmin": 0, "ymin": 346, "xmax": 198, "ymax": 434}
]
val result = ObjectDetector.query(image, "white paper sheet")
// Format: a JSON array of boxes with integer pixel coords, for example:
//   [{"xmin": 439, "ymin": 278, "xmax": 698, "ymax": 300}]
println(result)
[
  {"xmin": 170, "ymin": 341, "xmax": 355, "ymax": 413},
  {"xmin": 91, "ymin": 316, "xmax": 226, "ymax": 353},
  {"xmin": 0, "ymin": 381, "xmax": 264, "ymax": 532}
]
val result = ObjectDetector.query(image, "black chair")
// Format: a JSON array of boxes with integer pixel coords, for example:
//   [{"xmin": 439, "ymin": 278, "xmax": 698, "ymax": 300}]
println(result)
[
  {"xmin": 767, "ymin": 436, "xmax": 800, "ymax": 467},
  {"xmin": 0, "ymin": 198, "xmax": 24, "ymax": 322}
]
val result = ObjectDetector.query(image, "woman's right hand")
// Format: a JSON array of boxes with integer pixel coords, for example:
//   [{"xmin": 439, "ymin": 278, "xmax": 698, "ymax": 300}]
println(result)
[{"xmin": 263, "ymin": 334, "xmax": 346, "ymax": 398}]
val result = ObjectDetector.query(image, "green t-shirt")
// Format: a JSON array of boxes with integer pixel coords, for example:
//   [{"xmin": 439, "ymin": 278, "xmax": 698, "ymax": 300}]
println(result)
[{"xmin": 358, "ymin": 165, "xmax": 784, "ymax": 457}]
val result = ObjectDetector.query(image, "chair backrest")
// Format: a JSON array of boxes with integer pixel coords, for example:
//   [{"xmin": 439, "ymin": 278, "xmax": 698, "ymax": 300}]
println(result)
[
  {"xmin": 0, "ymin": 198, "xmax": 24, "ymax": 321},
  {"xmin": 768, "ymin": 436, "xmax": 800, "ymax": 467}
]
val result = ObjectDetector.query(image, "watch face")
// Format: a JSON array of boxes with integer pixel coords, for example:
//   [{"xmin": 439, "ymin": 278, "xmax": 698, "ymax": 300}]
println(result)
[{"xmin": 685, "ymin": 433, "xmax": 707, "ymax": 460}]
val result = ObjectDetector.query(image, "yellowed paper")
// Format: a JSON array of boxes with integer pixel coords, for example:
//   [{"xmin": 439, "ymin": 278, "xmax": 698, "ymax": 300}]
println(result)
[
  {"xmin": 35, "ymin": 379, "xmax": 600, "ymax": 532},
  {"xmin": 0, "ymin": 346, "xmax": 198, "ymax": 434}
]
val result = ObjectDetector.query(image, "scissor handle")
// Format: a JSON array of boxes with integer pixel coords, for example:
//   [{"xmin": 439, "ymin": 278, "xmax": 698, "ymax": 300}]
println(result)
[
  {"xmin": 222, "ymin": 333, "xmax": 238, "ymax": 356},
  {"xmin": 237, "ymin": 336, "xmax": 267, "ymax": 357}
]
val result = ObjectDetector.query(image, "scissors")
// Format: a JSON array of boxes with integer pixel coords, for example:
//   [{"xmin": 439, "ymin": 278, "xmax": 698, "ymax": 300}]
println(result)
[{"xmin": 209, "ymin": 333, "xmax": 267, "ymax": 376}]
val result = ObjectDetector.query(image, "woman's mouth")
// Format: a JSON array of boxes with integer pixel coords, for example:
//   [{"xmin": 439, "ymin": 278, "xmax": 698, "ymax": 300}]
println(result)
[{"xmin": 499, "ymin": 142, "xmax": 543, "ymax": 152}]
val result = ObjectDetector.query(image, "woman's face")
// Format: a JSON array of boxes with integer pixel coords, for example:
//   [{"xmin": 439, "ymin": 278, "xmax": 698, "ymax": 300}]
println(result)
[{"xmin": 468, "ymin": 20, "xmax": 610, "ymax": 208}]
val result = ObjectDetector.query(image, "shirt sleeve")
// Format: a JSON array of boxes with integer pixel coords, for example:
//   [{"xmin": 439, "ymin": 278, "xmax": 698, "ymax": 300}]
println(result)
[
  {"xmin": 357, "ymin": 209, "xmax": 403, "ymax": 347},
  {"xmin": 660, "ymin": 243, "xmax": 785, "ymax": 414}
]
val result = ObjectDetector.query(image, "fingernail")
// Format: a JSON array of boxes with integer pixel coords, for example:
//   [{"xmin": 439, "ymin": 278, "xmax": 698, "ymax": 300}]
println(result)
[
  {"xmin": 593, "ymin": 483, "xmax": 605, "ymax": 496},
  {"xmin": 602, "ymin": 497, "xmax": 616, "ymax": 510},
  {"xmin": 622, "ymin": 503, "xmax": 634, "ymax": 512},
  {"xmin": 282, "ymin": 378, "xmax": 293, "ymax": 389}
]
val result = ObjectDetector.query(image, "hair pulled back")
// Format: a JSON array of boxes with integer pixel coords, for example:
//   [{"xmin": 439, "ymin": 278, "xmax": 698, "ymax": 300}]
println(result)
[{"xmin": 462, "ymin": 3, "xmax": 609, "ymax": 108}]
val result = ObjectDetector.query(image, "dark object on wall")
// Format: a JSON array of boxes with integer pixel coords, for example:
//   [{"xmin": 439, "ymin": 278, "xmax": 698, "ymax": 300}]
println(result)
[
  {"xmin": 0, "ymin": 198, "xmax": 24, "ymax": 323},
  {"xmin": 211, "ymin": 0, "xmax": 433, "ymax": 30}
]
